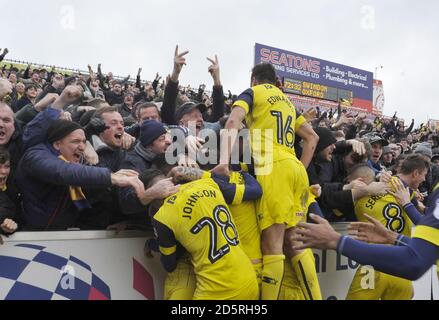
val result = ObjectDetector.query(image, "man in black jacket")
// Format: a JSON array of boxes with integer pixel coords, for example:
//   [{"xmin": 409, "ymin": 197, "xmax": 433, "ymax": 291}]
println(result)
[
  {"xmin": 87, "ymin": 106, "xmax": 134, "ymax": 171},
  {"xmin": 159, "ymin": 48, "xmax": 225, "ymax": 168},
  {"xmin": 383, "ymin": 115, "xmax": 415, "ymax": 142},
  {"xmin": 14, "ymin": 84, "xmax": 38, "ymax": 112},
  {"xmin": 104, "ymin": 82, "xmax": 124, "ymax": 106},
  {"xmin": 134, "ymin": 82, "xmax": 156, "ymax": 104},
  {"xmin": 118, "ymin": 120, "xmax": 178, "ymax": 226},
  {"xmin": 9, "ymin": 81, "xmax": 25, "ymax": 111},
  {"xmin": 79, "ymin": 106, "xmax": 136, "ymax": 229},
  {"xmin": 15, "ymin": 84, "xmax": 144, "ymax": 231},
  {"xmin": 117, "ymin": 92, "xmax": 136, "ymax": 124},
  {"xmin": 308, "ymin": 127, "xmax": 387, "ymax": 221},
  {"xmin": 161, "ymin": 47, "xmax": 224, "ymax": 135}
]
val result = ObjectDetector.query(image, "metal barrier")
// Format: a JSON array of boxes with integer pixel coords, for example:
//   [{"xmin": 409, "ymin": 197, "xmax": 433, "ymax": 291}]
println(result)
[
  {"xmin": 1, "ymin": 58, "xmax": 134, "ymax": 82},
  {"xmin": 1, "ymin": 58, "xmax": 216, "ymax": 96}
]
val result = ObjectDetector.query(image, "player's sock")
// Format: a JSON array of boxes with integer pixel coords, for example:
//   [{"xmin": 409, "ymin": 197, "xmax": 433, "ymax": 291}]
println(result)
[
  {"xmin": 261, "ymin": 255, "xmax": 285, "ymax": 300},
  {"xmin": 253, "ymin": 261, "xmax": 263, "ymax": 288},
  {"xmin": 290, "ymin": 249, "xmax": 322, "ymax": 300}
]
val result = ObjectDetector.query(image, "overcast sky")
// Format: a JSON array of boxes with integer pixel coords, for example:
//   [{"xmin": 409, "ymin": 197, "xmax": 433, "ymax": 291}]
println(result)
[{"xmin": 1, "ymin": 0, "xmax": 438, "ymax": 123}]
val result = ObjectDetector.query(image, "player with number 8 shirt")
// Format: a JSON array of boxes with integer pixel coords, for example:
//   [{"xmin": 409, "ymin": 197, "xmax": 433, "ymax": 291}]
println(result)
[{"xmin": 344, "ymin": 156, "xmax": 429, "ymax": 300}]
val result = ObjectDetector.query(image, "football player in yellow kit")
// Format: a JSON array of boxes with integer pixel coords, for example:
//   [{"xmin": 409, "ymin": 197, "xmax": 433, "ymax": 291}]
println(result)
[
  {"xmin": 145, "ymin": 167, "xmax": 262, "ymax": 300},
  {"xmin": 344, "ymin": 156, "xmax": 429, "ymax": 299},
  {"xmin": 292, "ymin": 181, "xmax": 439, "ymax": 293},
  {"xmin": 280, "ymin": 185, "xmax": 324, "ymax": 300},
  {"xmin": 160, "ymin": 169, "xmax": 324, "ymax": 300},
  {"xmin": 227, "ymin": 169, "xmax": 263, "ymax": 285},
  {"xmin": 167, "ymin": 166, "xmax": 263, "ymax": 296},
  {"xmin": 349, "ymin": 164, "xmax": 439, "ymax": 284},
  {"xmin": 212, "ymin": 63, "xmax": 320, "ymax": 300}
]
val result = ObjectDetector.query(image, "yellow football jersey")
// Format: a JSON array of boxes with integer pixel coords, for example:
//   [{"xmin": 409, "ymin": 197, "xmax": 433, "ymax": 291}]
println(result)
[
  {"xmin": 234, "ymin": 84, "xmax": 307, "ymax": 171},
  {"xmin": 354, "ymin": 194, "xmax": 413, "ymax": 237},
  {"xmin": 228, "ymin": 171, "xmax": 262, "ymax": 262},
  {"xmin": 154, "ymin": 178, "xmax": 258, "ymax": 300},
  {"xmin": 351, "ymin": 179, "xmax": 415, "ymax": 299}
]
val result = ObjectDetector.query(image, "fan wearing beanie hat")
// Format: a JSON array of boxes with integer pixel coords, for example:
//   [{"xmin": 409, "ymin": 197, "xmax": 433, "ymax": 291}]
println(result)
[
  {"xmin": 47, "ymin": 120, "xmax": 86, "ymax": 164},
  {"xmin": 314, "ymin": 127, "xmax": 337, "ymax": 162},
  {"xmin": 117, "ymin": 120, "xmax": 174, "ymax": 218},
  {"xmin": 16, "ymin": 115, "xmax": 147, "ymax": 230},
  {"xmin": 414, "ymin": 142, "xmax": 433, "ymax": 159},
  {"xmin": 139, "ymin": 120, "xmax": 171, "ymax": 154}
]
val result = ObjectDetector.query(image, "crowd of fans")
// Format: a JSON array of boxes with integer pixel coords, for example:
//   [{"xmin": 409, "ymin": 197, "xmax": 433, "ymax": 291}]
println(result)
[{"xmin": 0, "ymin": 45, "xmax": 438, "ymax": 235}]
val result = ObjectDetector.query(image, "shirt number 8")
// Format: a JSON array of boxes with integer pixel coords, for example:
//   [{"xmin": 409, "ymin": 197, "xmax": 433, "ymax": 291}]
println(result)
[{"xmin": 383, "ymin": 203, "xmax": 405, "ymax": 233}]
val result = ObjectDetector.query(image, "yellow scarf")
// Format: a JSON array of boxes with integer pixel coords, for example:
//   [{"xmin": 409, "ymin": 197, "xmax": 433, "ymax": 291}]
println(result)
[{"xmin": 58, "ymin": 155, "xmax": 91, "ymax": 210}]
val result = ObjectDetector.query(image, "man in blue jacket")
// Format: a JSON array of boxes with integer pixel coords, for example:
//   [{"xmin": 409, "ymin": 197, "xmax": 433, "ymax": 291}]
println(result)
[{"xmin": 15, "ymin": 85, "xmax": 144, "ymax": 230}]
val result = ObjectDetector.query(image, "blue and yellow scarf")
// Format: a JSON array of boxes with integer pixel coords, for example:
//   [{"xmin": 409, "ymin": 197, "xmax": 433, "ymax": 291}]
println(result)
[{"xmin": 58, "ymin": 155, "xmax": 91, "ymax": 211}]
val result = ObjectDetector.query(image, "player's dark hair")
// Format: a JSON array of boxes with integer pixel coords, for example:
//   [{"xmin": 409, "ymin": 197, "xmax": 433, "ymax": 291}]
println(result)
[
  {"xmin": 251, "ymin": 63, "xmax": 277, "ymax": 85},
  {"xmin": 390, "ymin": 154, "xmax": 407, "ymax": 175},
  {"xmin": 400, "ymin": 154, "xmax": 430, "ymax": 175},
  {"xmin": 94, "ymin": 105, "xmax": 119, "ymax": 119},
  {"xmin": 143, "ymin": 169, "xmax": 167, "ymax": 218}
]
